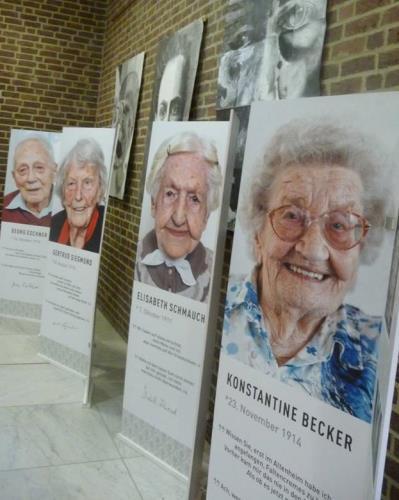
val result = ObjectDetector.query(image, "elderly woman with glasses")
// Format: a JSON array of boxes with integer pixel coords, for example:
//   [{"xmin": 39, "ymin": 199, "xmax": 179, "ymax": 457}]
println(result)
[
  {"xmin": 50, "ymin": 138, "xmax": 108, "ymax": 253},
  {"xmin": 223, "ymin": 120, "xmax": 388, "ymax": 423}
]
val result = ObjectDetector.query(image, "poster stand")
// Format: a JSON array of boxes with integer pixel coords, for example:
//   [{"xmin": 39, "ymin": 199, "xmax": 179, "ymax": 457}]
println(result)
[
  {"xmin": 38, "ymin": 127, "xmax": 116, "ymax": 403},
  {"xmin": 0, "ymin": 130, "xmax": 61, "ymax": 323},
  {"xmin": 120, "ymin": 116, "xmax": 238, "ymax": 497},
  {"xmin": 207, "ymin": 94, "xmax": 399, "ymax": 500}
]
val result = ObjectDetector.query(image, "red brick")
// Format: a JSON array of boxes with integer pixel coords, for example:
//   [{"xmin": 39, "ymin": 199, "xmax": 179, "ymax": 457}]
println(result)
[
  {"xmin": 386, "ymin": 70, "xmax": 399, "ymax": 88},
  {"xmin": 339, "ymin": 3, "xmax": 354, "ymax": 21},
  {"xmin": 345, "ymin": 13, "xmax": 380, "ymax": 37},
  {"xmin": 331, "ymin": 37, "xmax": 366, "ymax": 58},
  {"xmin": 390, "ymin": 412, "xmax": 399, "ymax": 433},
  {"xmin": 356, "ymin": 0, "xmax": 391, "ymax": 15},
  {"xmin": 387, "ymin": 27, "xmax": 399, "ymax": 45},
  {"xmin": 325, "ymin": 25, "xmax": 343, "ymax": 45},
  {"xmin": 379, "ymin": 48, "xmax": 399, "ymax": 69},
  {"xmin": 382, "ymin": 5, "xmax": 399, "ymax": 25},
  {"xmin": 330, "ymin": 77, "xmax": 363, "ymax": 95},
  {"xmin": 389, "ymin": 482, "xmax": 399, "ymax": 499},
  {"xmin": 385, "ymin": 456, "xmax": 399, "ymax": 479},
  {"xmin": 322, "ymin": 64, "xmax": 339, "ymax": 80},
  {"xmin": 367, "ymin": 31, "xmax": 385, "ymax": 49},
  {"xmin": 341, "ymin": 55, "xmax": 375, "ymax": 75},
  {"xmin": 327, "ymin": 9, "xmax": 338, "ymax": 25},
  {"xmin": 366, "ymin": 74, "xmax": 382, "ymax": 90}
]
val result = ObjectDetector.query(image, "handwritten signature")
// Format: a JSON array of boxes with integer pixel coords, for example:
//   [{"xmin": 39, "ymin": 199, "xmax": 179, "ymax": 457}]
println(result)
[
  {"xmin": 11, "ymin": 281, "xmax": 39, "ymax": 290},
  {"xmin": 53, "ymin": 321, "xmax": 78, "ymax": 331},
  {"xmin": 141, "ymin": 385, "xmax": 177, "ymax": 415}
]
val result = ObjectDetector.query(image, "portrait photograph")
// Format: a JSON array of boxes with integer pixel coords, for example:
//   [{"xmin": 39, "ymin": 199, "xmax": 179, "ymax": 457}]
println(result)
[
  {"xmin": 135, "ymin": 121, "xmax": 228, "ymax": 304},
  {"xmin": 150, "ymin": 19, "xmax": 203, "ymax": 123},
  {"xmin": 49, "ymin": 128, "xmax": 115, "ymax": 254},
  {"xmin": 222, "ymin": 94, "xmax": 399, "ymax": 424},
  {"xmin": 109, "ymin": 52, "xmax": 145, "ymax": 200},
  {"xmin": 217, "ymin": 0, "xmax": 327, "ymax": 109},
  {"xmin": 2, "ymin": 129, "xmax": 60, "ymax": 228}
]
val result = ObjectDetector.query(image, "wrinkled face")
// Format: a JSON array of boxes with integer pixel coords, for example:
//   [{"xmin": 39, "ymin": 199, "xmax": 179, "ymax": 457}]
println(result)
[
  {"xmin": 156, "ymin": 55, "xmax": 185, "ymax": 121},
  {"xmin": 115, "ymin": 70, "xmax": 138, "ymax": 171},
  {"xmin": 116, "ymin": 91, "xmax": 135, "ymax": 161},
  {"xmin": 63, "ymin": 162, "xmax": 101, "ymax": 230},
  {"xmin": 255, "ymin": 165, "xmax": 363, "ymax": 319},
  {"xmin": 152, "ymin": 153, "xmax": 209, "ymax": 259},
  {"xmin": 13, "ymin": 139, "xmax": 56, "ymax": 213}
]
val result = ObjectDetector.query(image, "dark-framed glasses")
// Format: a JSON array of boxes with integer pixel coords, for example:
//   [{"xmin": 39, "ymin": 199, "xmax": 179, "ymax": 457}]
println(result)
[{"xmin": 268, "ymin": 205, "xmax": 370, "ymax": 251}]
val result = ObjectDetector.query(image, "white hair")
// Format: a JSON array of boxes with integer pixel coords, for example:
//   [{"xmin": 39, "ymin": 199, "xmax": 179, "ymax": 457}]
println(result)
[
  {"xmin": 56, "ymin": 138, "xmax": 107, "ymax": 203},
  {"xmin": 14, "ymin": 135, "xmax": 56, "ymax": 169},
  {"xmin": 241, "ymin": 119, "xmax": 391, "ymax": 264},
  {"xmin": 146, "ymin": 131, "xmax": 223, "ymax": 214}
]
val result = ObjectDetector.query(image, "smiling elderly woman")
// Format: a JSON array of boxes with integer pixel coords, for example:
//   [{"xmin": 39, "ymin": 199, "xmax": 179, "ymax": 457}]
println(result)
[
  {"xmin": 50, "ymin": 138, "xmax": 108, "ymax": 253},
  {"xmin": 223, "ymin": 120, "xmax": 389, "ymax": 423}
]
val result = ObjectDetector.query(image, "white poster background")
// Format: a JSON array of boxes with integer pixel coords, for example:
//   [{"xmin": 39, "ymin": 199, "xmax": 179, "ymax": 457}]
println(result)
[
  {"xmin": 123, "ymin": 121, "xmax": 230, "ymax": 450},
  {"xmin": 208, "ymin": 356, "xmax": 373, "ymax": 500},
  {"xmin": 0, "ymin": 223, "xmax": 50, "ymax": 304},
  {"xmin": 208, "ymin": 94, "xmax": 399, "ymax": 500},
  {"xmin": 0, "ymin": 129, "xmax": 61, "ymax": 306},
  {"xmin": 125, "ymin": 282, "xmax": 207, "ymax": 447},
  {"xmin": 230, "ymin": 94, "xmax": 399, "ymax": 316},
  {"xmin": 40, "ymin": 127, "xmax": 115, "ymax": 357},
  {"xmin": 138, "ymin": 122, "xmax": 230, "ymax": 250},
  {"xmin": 40, "ymin": 243, "xmax": 100, "ymax": 356}
]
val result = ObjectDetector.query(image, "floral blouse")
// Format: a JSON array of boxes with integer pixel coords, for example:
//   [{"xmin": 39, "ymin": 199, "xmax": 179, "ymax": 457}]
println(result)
[{"xmin": 222, "ymin": 272, "xmax": 381, "ymax": 423}]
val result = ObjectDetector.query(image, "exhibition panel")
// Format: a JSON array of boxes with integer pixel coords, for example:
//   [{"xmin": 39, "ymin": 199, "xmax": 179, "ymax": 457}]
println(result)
[
  {"xmin": 208, "ymin": 93, "xmax": 399, "ymax": 500},
  {"xmin": 1, "ymin": 0, "xmax": 399, "ymax": 498},
  {"xmin": 39, "ymin": 128, "xmax": 116, "ymax": 391},
  {"xmin": 121, "ymin": 119, "xmax": 234, "ymax": 493},
  {"xmin": 0, "ymin": 130, "xmax": 60, "ymax": 320}
]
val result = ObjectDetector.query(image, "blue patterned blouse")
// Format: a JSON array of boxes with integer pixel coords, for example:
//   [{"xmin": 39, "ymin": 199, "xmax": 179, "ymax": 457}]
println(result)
[{"xmin": 223, "ymin": 272, "xmax": 381, "ymax": 423}]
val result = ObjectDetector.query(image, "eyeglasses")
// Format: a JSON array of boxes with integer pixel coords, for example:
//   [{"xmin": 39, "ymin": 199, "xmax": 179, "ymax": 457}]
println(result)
[
  {"xmin": 277, "ymin": 1, "xmax": 321, "ymax": 31},
  {"xmin": 268, "ymin": 205, "xmax": 370, "ymax": 251}
]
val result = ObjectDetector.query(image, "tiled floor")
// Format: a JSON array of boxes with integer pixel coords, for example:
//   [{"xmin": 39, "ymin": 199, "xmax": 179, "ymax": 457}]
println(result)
[{"xmin": 0, "ymin": 311, "xmax": 207, "ymax": 499}]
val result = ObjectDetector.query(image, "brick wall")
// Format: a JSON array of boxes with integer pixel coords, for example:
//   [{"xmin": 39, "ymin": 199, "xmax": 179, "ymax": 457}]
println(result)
[
  {"xmin": 1, "ymin": 0, "xmax": 399, "ymax": 496},
  {"xmin": 322, "ymin": 2, "xmax": 399, "ymax": 498},
  {"xmin": 95, "ymin": 0, "xmax": 226, "ymax": 338},
  {"xmin": 0, "ymin": 0, "xmax": 107, "ymax": 198},
  {"xmin": 96, "ymin": 1, "xmax": 399, "ymax": 497}
]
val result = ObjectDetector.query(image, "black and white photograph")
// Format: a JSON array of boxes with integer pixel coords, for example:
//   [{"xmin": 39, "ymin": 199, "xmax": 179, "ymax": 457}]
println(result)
[
  {"xmin": 150, "ymin": 19, "xmax": 203, "ymax": 122},
  {"xmin": 218, "ymin": 106, "xmax": 251, "ymax": 230},
  {"xmin": 217, "ymin": 0, "xmax": 327, "ymax": 109},
  {"xmin": 109, "ymin": 52, "xmax": 144, "ymax": 199},
  {"xmin": 385, "ymin": 212, "xmax": 399, "ymax": 335}
]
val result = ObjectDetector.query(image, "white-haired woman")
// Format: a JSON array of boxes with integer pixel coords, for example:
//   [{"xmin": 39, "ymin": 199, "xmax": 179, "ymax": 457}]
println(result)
[
  {"xmin": 223, "ymin": 120, "xmax": 389, "ymax": 423},
  {"xmin": 50, "ymin": 138, "xmax": 108, "ymax": 253},
  {"xmin": 135, "ymin": 131, "xmax": 222, "ymax": 303}
]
